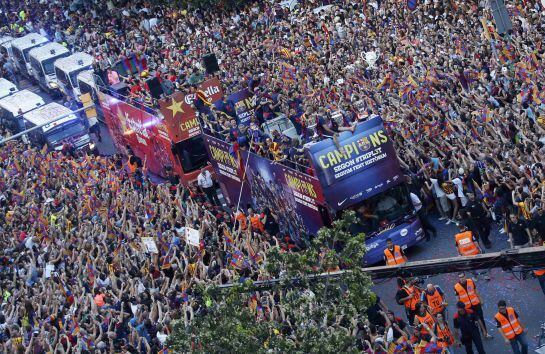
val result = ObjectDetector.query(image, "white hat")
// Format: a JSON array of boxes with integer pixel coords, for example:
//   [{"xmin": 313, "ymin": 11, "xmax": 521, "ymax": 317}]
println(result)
[{"xmin": 458, "ymin": 168, "xmax": 465, "ymax": 175}]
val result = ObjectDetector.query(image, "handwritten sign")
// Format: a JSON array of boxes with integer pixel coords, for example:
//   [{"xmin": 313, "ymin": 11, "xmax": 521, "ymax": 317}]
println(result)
[
  {"xmin": 141, "ymin": 237, "xmax": 158, "ymax": 254},
  {"xmin": 185, "ymin": 227, "xmax": 200, "ymax": 247}
]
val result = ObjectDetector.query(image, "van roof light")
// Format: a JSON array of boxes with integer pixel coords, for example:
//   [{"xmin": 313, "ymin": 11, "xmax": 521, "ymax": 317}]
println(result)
[
  {"xmin": 77, "ymin": 59, "xmax": 84, "ymax": 66},
  {"xmin": 31, "ymin": 39, "xmax": 36, "ymax": 44},
  {"xmin": 50, "ymin": 49, "xmax": 55, "ymax": 54}
]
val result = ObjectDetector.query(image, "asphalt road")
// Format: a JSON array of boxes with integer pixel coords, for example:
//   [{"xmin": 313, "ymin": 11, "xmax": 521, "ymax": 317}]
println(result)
[{"xmin": 372, "ymin": 216, "xmax": 545, "ymax": 353}]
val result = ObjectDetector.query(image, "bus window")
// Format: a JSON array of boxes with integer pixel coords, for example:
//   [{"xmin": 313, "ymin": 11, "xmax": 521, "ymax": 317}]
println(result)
[
  {"xmin": 43, "ymin": 57, "xmax": 60, "ymax": 75},
  {"xmin": 172, "ymin": 135, "xmax": 209, "ymax": 173},
  {"xmin": 350, "ymin": 184, "xmax": 413, "ymax": 235}
]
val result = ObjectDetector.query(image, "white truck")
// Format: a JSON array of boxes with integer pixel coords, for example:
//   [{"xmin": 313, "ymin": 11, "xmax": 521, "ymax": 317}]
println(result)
[
  {"xmin": 29, "ymin": 42, "xmax": 70, "ymax": 95},
  {"xmin": 54, "ymin": 52, "xmax": 93, "ymax": 100},
  {"xmin": 0, "ymin": 90, "xmax": 45, "ymax": 142},
  {"xmin": 0, "ymin": 78, "xmax": 18, "ymax": 100},
  {"xmin": 23, "ymin": 102, "xmax": 91, "ymax": 150},
  {"xmin": 10, "ymin": 33, "xmax": 49, "ymax": 77}
]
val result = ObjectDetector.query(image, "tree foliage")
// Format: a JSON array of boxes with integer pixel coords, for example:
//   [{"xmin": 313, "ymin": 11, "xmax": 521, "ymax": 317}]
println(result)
[{"xmin": 168, "ymin": 211, "xmax": 375, "ymax": 353}]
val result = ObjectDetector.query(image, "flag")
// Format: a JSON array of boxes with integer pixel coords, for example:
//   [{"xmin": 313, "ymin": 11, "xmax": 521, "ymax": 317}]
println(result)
[
  {"xmin": 223, "ymin": 228, "xmax": 233, "ymax": 246},
  {"xmin": 278, "ymin": 47, "xmax": 292, "ymax": 59},
  {"xmin": 481, "ymin": 18, "xmax": 491, "ymax": 40},
  {"xmin": 407, "ymin": 75, "xmax": 418, "ymax": 87}
]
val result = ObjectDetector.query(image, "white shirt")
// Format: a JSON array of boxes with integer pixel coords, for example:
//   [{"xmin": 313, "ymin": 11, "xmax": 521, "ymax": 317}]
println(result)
[
  {"xmin": 410, "ymin": 192, "xmax": 422, "ymax": 212},
  {"xmin": 451, "ymin": 177, "xmax": 466, "ymax": 198},
  {"xmin": 198, "ymin": 170, "xmax": 214, "ymax": 189},
  {"xmin": 430, "ymin": 178, "xmax": 446, "ymax": 197}
]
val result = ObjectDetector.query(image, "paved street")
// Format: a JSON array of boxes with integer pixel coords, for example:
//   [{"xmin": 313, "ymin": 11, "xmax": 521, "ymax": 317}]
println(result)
[{"xmin": 373, "ymin": 216, "xmax": 545, "ymax": 353}]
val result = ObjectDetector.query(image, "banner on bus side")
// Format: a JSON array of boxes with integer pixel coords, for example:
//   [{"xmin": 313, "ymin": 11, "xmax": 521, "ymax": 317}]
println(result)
[{"xmin": 307, "ymin": 116, "xmax": 403, "ymax": 211}]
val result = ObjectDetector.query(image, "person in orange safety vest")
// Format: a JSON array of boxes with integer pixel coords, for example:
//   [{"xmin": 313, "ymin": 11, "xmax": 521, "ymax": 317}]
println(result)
[
  {"xmin": 420, "ymin": 283, "xmax": 447, "ymax": 317},
  {"xmin": 413, "ymin": 302, "xmax": 436, "ymax": 335},
  {"xmin": 248, "ymin": 208, "xmax": 264, "ymax": 233},
  {"xmin": 454, "ymin": 272, "xmax": 492, "ymax": 339},
  {"xmin": 455, "ymin": 223, "xmax": 482, "ymax": 256},
  {"xmin": 494, "ymin": 300, "xmax": 528, "ymax": 353},
  {"xmin": 383, "ymin": 238, "xmax": 408, "ymax": 266}
]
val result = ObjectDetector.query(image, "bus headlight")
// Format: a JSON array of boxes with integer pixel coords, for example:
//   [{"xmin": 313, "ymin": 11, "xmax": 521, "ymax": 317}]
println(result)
[{"xmin": 48, "ymin": 81, "xmax": 59, "ymax": 89}]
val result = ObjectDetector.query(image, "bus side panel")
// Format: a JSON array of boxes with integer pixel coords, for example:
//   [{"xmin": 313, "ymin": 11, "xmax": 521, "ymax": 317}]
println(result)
[
  {"xmin": 363, "ymin": 217, "xmax": 424, "ymax": 265},
  {"xmin": 97, "ymin": 92, "xmax": 179, "ymax": 178},
  {"xmin": 203, "ymin": 134, "xmax": 326, "ymax": 240}
]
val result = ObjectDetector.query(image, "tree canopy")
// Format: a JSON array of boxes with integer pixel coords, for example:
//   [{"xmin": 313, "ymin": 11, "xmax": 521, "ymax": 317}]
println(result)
[{"xmin": 168, "ymin": 211, "xmax": 375, "ymax": 353}]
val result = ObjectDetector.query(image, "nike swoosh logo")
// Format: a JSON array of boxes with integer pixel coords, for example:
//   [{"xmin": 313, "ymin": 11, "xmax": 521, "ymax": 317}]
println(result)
[{"xmin": 338, "ymin": 198, "xmax": 348, "ymax": 206}]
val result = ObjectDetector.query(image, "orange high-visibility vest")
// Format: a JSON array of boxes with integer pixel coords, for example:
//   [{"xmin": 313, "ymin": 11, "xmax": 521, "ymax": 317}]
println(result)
[
  {"xmin": 534, "ymin": 269, "xmax": 545, "ymax": 276},
  {"xmin": 425, "ymin": 289, "xmax": 445, "ymax": 315},
  {"xmin": 455, "ymin": 231, "xmax": 480, "ymax": 256},
  {"xmin": 403, "ymin": 285, "xmax": 420, "ymax": 311},
  {"xmin": 435, "ymin": 322, "xmax": 455, "ymax": 348},
  {"xmin": 494, "ymin": 307, "xmax": 523, "ymax": 340},
  {"xmin": 235, "ymin": 212, "xmax": 248, "ymax": 230},
  {"xmin": 454, "ymin": 279, "xmax": 480, "ymax": 309},
  {"xmin": 384, "ymin": 245, "xmax": 406, "ymax": 266},
  {"xmin": 414, "ymin": 310, "xmax": 436, "ymax": 334},
  {"xmin": 249, "ymin": 215, "xmax": 264, "ymax": 233}
]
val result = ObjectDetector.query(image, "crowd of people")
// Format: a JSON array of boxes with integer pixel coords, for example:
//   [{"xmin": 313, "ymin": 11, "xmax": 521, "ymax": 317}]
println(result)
[{"xmin": 1, "ymin": 0, "xmax": 545, "ymax": 352}]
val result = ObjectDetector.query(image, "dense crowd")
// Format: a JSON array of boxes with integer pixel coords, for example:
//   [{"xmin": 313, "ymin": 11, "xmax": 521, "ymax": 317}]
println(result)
[{"xmin": 1, "ymin": 0, "xmax": 545, "ymax": 352}]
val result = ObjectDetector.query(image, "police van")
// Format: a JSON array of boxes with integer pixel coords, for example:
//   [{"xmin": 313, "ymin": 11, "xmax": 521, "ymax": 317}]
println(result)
[
  {"xmin": 29, "ymin": 42, "xmax": 70, "ymax": 94},
  {"xmin": 0, "ymin": 89, "xmax": 45, "ymax": 134},
  {"xmin": 10, "ymin": 33, "xmax": 49, "ymax": 78},
  {"xmin": 76, "ymin": 69, "xmax": 100, "ymax": 126},
  {"xmin": 0, "ymin": 36, "xmax": 13, "ymax": 57},
  {"xmin": 23, "ymin": 102, "xmax": 90, "ymax": 150},
  {"xmin": 54, "ymin": 52, "xmax": 93, "ymax": 100},
  {"xmin": 0, "ymin": 78, "xmax": 18, "ymax": 100}
]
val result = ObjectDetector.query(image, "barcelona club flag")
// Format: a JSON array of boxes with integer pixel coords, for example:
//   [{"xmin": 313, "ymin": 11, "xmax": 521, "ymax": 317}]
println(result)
[{"xmin": 407, "ymin": 0, "xmax": 418, "ymax": 10}]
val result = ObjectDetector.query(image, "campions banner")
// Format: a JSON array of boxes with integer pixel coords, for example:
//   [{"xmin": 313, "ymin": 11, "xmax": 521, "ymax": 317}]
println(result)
[
  {"xmin": 307, "ymin": 116, "xmax": 403, "ymax": 211},
  {"xmin": 227, "ymin": 89, "xmax": 254, "ymax": 126},
  {"xmin": 158, "ymin": 78, "xmax": 223, "ymax": 142},
  {"xmin": 98, "ymin": 92, "xmax": 177, "ymax": 178},
  {"xmin": 202, "ymin": 134, "xmax": 252, "ymax": 208},
  {"xmin": 203, "ymin": 134, "xmax": 325, "ymax": 238}
]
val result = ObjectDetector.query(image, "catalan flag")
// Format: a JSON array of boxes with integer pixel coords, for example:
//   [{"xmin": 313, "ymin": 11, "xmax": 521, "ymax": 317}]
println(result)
[{"xmin": 278, "ymin": 47, "xmax": 292, "ymax": 59}]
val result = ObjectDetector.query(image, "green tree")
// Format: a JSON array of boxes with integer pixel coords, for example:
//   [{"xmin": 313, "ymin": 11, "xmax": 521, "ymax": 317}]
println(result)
[{"xmin": 168, "ymin": 211, "xmax": 375, "ymax": 353}]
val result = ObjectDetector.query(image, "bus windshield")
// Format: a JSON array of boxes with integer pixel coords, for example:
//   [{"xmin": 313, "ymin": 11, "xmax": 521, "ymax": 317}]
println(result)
[
  {"xmin": 45, "ymin": 121, "xmax": 86, "ymax": 145},
  {"xmin": 173, "ymin": 135, "xmax": 209, "ymax": 173},
  {"xmin": 350, "ymin": 184, "xmax": 413, "ymax": 236},
  {"xmin": 43, "ymin": 57, "xmax": 61, "ymax": 75}
]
